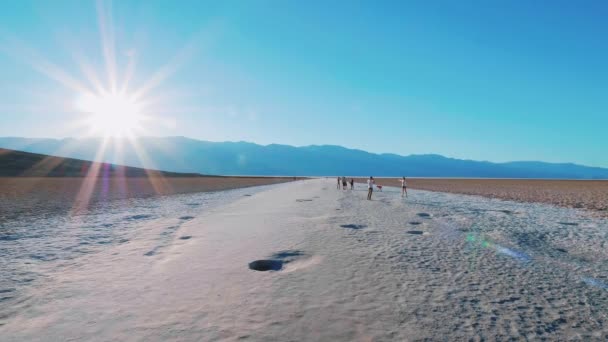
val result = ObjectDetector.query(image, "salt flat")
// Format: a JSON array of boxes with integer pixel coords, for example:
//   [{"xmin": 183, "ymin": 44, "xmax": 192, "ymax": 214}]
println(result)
[
  {"xmin": 2, "ymin": 178, "xmax": 608, "ymax": 341},
  {"xmin": 359, "ymin": 178, "xmax": 608, "ymax": 216}
]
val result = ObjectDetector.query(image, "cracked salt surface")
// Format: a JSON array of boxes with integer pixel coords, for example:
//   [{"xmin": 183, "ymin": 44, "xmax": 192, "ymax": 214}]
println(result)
[{"xmin": 0, "ymin": 183, "xmax": 281, "ymax": 310}]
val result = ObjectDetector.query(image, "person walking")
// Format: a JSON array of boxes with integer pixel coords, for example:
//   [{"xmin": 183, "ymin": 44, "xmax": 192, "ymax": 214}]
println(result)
[
  {"xmin": 337, "ymin": 177, "xmax": 341, "ymax": 189},
  {"xmin": 367, "ymin": 176, "xmax": 375, "ymax": 200},
  {"xmin": 342, "ymin": 176, "xmax": 347, "ymax": 190},
  {"xmin": 350, "ymin": 178, "xmax": 354, "ymax": 190},
  {"xmin": 401, "ymin": 176, "xmax": 408, "ymax": 198}
]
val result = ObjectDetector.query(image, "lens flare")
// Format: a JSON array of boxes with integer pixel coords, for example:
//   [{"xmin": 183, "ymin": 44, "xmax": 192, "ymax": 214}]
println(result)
[{"xmin": 466, "ymin": 233, "xmax": 531, "ymax": 263}]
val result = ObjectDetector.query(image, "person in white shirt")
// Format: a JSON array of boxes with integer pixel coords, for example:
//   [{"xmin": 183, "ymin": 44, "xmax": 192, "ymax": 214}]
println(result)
[
  {"xmin": 367, "ymin": 176, "xmax": 375, "ymax": 200},
  {"xmin": 401, "ymin": 176, "xmax": 408, "ymax": 198}
]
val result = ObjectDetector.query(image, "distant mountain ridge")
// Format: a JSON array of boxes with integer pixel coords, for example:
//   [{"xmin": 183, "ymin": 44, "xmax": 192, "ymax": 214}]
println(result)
[{"xmin": 1, "ymin": 136, "xmax": 607, "ymax": 179}]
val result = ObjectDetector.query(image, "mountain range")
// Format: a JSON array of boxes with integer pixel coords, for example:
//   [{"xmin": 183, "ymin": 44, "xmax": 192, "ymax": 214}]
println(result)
[{"xmin": 1, "ymin": 136, "xmax": 607, "ymax": 179}]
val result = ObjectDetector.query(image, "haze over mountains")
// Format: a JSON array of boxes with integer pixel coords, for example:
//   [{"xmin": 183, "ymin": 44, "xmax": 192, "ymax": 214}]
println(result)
[{"xmin": 1, "ymin": 137, "xmax": 607, "ymax": 179}]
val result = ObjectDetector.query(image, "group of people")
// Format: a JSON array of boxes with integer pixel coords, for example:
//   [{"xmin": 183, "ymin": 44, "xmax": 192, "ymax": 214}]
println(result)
[
  {"xmin": 337, "ymin": 176, "xmax": 355, "ymax": 190},
  {"xmin": 337, "ymin": 176, "xmax": 408, "ymax": 200}
]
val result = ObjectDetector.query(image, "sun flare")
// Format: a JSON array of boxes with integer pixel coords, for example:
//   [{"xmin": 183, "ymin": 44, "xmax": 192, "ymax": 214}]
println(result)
[{"xmin": 76, "ymin": 93, "xmax": 144, "ymax": 138}]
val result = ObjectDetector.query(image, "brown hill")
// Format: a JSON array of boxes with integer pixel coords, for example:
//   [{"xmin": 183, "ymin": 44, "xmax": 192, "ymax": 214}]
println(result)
[{"xmin": 0, "ymin": 148, "xmax": 200, "ymax": 177}]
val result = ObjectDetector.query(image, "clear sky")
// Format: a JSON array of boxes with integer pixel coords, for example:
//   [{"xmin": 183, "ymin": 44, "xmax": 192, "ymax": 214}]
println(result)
[{"xmin": 1, "ymin": 0, "xmax": 607, "ymax": 166}]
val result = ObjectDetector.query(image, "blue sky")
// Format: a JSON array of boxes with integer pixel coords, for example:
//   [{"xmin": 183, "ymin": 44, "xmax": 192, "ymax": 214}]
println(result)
[{"xmin": 1, "ymin": 0, "xmax": 607, "ymax": 166}]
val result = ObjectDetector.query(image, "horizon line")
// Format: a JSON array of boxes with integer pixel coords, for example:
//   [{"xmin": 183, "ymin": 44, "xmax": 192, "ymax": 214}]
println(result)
[{"xmin": 0, "ymin": 135, "xmax": 606, "ymax": 169}]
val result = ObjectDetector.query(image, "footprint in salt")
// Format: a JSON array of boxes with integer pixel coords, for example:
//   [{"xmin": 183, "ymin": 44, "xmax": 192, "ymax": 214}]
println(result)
[
  {"xmin": 125, "ymin": 214, "xmax": 152, "ymax": 221},
  {"xmin": 248, "ymin": 259, "xmax": 283, "ymax": 271},
  {"xmin": 248, "ymin": 250, "xmax": 320, "ymax": 273},
  {"xmin": 340, "ymin": 224, "xmax": 367, "ymax": 230}
]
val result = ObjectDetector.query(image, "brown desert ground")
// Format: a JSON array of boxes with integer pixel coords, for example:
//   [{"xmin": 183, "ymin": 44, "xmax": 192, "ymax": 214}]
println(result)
[
  {"xmin": 355, "ymin": 178, "xmax": 608, "ymax": 216},
  {"xmin": 0, "ymin": 176, "xmax": 300, "ymax": 221}
]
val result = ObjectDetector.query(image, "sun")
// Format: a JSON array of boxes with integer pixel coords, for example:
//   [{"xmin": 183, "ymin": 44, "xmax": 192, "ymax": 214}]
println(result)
[{"xmin": 76, "ymin": 92, "xmax": 144, "ymax": 138}]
